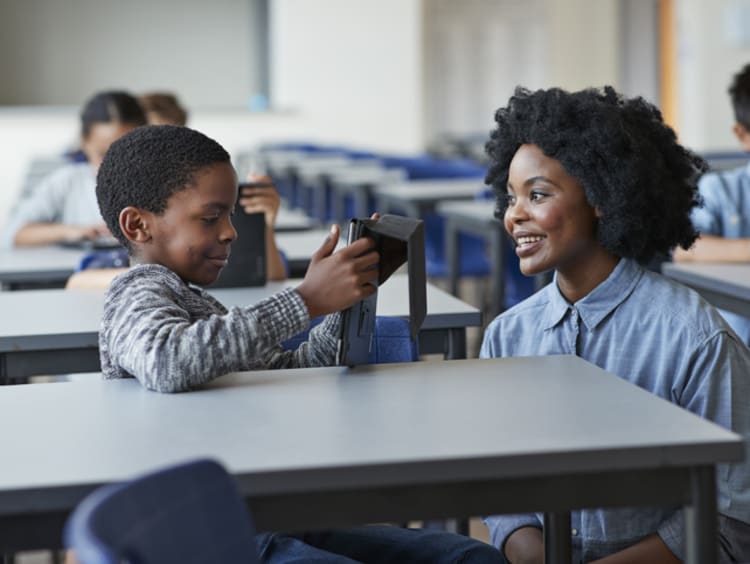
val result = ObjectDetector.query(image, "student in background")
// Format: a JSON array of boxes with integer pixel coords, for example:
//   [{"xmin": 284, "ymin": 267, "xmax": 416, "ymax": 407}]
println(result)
[
  {"xmin": 480, "ymin": 86, "xmax": 750, "ymax": 563},
  {"xmin": 139, "ymin": 92, "xmax": 188, "ymax": 126},
  {"xmin": 2, "ymin": 90, "xmax": 146, "ymax": 248},
  {"xmin": 95, "ymin": 124, "xmax": 501, "ymax": 562},
  {"xmin": 672, "ymin": 62, "xmax": 750, "ymax": 344}
]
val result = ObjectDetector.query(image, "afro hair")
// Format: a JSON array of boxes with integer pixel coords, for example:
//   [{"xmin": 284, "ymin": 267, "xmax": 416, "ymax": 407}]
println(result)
[
  {"xmin": 96, "ymin": 125, "xmax": 231, "ymax": 250},
  {"xmin": 485, "ymin": 86, "xmax": 707, "ymax": 264}
]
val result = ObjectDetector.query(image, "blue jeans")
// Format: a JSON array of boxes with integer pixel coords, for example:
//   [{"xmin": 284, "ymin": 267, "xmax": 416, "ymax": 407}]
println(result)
[{"xmin": 257, "ymin": 526, "xmax": 503, "ymax": 563}]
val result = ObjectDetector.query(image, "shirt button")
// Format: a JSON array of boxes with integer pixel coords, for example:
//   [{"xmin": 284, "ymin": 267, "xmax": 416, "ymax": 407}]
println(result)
[{"xmin": 571, "ymin": 528, "xmax": 578, "ymax": 536}]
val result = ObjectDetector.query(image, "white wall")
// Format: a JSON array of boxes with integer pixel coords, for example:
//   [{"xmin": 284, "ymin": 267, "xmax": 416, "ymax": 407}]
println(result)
[
  {"xmin": 546, "ymin": 0, "xmax": 620, "ymax": 91},
  {"xmin": 676, "ymin": 0, "xmax": 750, "ymax": 151},
  {"xmin": 269, "ymin": 0, "xmax": 425, "ymax": 154},
  {"xmin": 0, "ymin": 0, "xmax": 258, "ymax": 108}
]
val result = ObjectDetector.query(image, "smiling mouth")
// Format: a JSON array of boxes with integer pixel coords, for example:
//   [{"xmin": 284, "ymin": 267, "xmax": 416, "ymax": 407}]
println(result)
[
  {"xmin": 515, "ymin": 235, "xmax": 545, "ymax": 247},
  {"xmin": 208, "ymin": 256, "xmax": 229, "ymax": 268}
]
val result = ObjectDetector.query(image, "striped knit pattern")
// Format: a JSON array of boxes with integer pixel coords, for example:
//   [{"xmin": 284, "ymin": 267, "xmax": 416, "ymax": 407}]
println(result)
[{"xmin": 100, "ymin": 264, "xmax": 340, "ymax": 392}]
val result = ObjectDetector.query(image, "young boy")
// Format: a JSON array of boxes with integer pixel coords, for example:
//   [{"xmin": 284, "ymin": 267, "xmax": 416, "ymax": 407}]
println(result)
[
  {"xmin": 96, "ymin": 124, "xmax": 379, "ymax": 392},
  {"xmin": 480, "ymin": 87, "xmax": 750, "ymax": 563},
  {"xmin": 673, "ymin": 63, "xmax": 750, "ymax": 344},
  {"xmin": 96, "ymin": 125, "xmax": 502, "ymax": 563}
]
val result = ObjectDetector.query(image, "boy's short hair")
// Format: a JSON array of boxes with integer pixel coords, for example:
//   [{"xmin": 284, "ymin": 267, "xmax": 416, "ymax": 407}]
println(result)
[
  {"xmin": 96, "ymin": 125, "xmax": 231, "ymax": 250},
  {"xmin": 729, "ymin": 63, "xmax": 750, "ymax": 130},
  {"xmin": 486, "ymin": 86, "xmax": 707, "ymax": 264}
]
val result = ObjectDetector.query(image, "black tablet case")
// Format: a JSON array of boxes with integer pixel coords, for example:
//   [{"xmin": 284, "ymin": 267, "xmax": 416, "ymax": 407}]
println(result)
[
  {"xmin": 210, "ymin": 206, "xmax": 267, "ymax": 288},
  {"xmin": 336, "ymin": 214, "xmax": 426, "ymax": 367}
]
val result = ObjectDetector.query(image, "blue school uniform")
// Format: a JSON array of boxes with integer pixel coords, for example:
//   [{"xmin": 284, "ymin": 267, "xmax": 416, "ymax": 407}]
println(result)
[
  {"xmin": 691, "ymin": 163, "xmax": 750, "ymax": 343},
  {"xmin": 481, "ymin": 258, "xmax": 750, "ymax": 562}
]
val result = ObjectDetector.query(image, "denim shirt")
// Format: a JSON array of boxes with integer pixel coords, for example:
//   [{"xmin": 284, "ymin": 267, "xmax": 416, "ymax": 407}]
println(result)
[
  {"xmin": 481, "ymin": 258, "xmax": 750, "ymax": 562},
  {"xmin": 691, "ymin": 162, "xmax": 750, "ymax": 344}
]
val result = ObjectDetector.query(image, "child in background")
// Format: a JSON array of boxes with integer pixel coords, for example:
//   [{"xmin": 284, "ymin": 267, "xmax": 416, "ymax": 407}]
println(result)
[
  {"xmin": 2, "ymin": 91, "xmax": 146, "ymax": 248},
  {"xmin": 96, "ymin": 124, "xmax": 501, "ymax": 563},
  {"xmin": 673, "ymin": 62, "xmax": 750, "ymax": 344},
  {"xmin": 480, "ymin": 86, "xmax": 750, "ymax": 563},
  {"xmin": 139, "ymin": 91, "xmax": 188, "ymax": 126}
]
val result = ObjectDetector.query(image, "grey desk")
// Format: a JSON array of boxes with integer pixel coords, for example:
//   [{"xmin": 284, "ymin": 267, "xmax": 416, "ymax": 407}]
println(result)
[
  {"xmin": 0, "ymin": 219, "xmax": 320, "ymax": 291},
  {"xmin": 0, "ymin": 275, "xmax": 480, "ymax": 383},
  {"xmin": 0, "ymin": 246, "xmax": 82, "ymax": 290},
  {"xmin": 329, "ymin": 166, "xmax": 406, "ymax": 222},
  {"xmin": 374, "ymin": 178, "xmax": 487, "ymax": 218},
  {"xmin": 662, "ymin": 262, "xmax": 750, "ymax": 317},
  {"xmin": 273, "ymin": 206, "xmax": 320, "ymax": 232},
  {"xmin": 0, "ymin": 356, "xmax": 740, "ymax": 563},
  {"xmin": 275, "ymin": 228, "xmax": 342, "ymax": 276},
  {"xmin": 436, "ymin": 200, "xmax": 506, "ymax": 317}
]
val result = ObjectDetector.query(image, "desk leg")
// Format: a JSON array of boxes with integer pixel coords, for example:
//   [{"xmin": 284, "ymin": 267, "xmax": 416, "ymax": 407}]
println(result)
[
  {"xmin": 0, "ymin": 355, "xmax": 7, "ymax": 386},
  {"xmin": 543, "ymin": 511, "xmax": 571, "ymax": 564},
  {"xmin": 489, "ymin": 228, "xmax": 505, "ymax": 319},
  {"xmin": 685, "ymin": 465, "xmax": 718, "ymax": 564},
  {"xmin": 446, "ymin": 328, "xmax": 467, "ymax": 360},
  {"xmin": 446, "ymin": 218, "xmax": 460, "ymax": 296}
]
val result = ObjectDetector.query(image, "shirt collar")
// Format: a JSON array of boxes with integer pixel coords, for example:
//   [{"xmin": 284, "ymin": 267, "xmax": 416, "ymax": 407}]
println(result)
[{"xmin": 541, "ymin": 258, "xmax": 644, "ymax": 331}]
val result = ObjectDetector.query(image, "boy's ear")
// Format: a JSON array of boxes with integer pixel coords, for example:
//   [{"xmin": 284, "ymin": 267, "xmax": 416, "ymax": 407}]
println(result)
[
  {"xmin": 732, "ymin": 123, "xmax": 750, "ymax": 151},
  {"xmin": 119, "ymin": 207, "xmax": 152, "ymax": 243},
  {"xmin": 594, "ymin": 207, "xmax": 603, "ymax": 218}
]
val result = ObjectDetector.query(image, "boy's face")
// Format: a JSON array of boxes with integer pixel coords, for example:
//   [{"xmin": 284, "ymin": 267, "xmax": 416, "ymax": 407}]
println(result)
[
  {"xmin": 504, "ymin": 144, "xmax": 600, "ymax": 278},
  {"xmin": 136, "ymin": 162, "xmax": 239, "ymax": 286}
]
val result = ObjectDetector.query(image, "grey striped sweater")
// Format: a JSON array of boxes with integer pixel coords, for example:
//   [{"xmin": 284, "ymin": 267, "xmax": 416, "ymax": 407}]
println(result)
[{"xmin": 100, "ymin": 264, "xmax": 340, "ymax": 392}]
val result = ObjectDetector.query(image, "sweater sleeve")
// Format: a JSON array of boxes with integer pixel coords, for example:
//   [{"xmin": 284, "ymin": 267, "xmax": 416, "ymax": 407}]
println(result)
[{"xmin": 101, "ymin": 266, "xmax": 339, "ymax": 392}]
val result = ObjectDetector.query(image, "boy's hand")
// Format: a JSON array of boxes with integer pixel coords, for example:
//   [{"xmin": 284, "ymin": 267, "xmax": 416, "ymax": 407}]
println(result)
[
  {"xmin": 239, "ymin": 175, "xmax": 279, "ymax": 228},
  {"xmin": 295, "ymin": 225, "xmax": 379, "ymax": 319}
]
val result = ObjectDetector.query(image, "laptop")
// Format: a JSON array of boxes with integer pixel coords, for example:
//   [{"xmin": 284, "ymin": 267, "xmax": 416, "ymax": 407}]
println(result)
[
  {"xmin": 336, "ymin": 214, "xmax": 426, "ymax": 367},
  {"xmin": 210, "ymin": 199, "xmax": 267, "ymax": 288}
]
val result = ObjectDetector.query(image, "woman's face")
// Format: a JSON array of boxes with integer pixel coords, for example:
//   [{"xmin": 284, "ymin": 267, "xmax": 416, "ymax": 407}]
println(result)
[
  {"xmin": 503, "ymin": 143, "xmax": 601, "ymax": 278},
  {"xmin": 82, "ymin": 122, "xmax": 139, "ymax": 169}
]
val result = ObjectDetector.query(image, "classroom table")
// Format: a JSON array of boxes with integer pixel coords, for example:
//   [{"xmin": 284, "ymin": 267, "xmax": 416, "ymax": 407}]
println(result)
[
  {"xmin": 297, "ymin": 159, "xmax": 382, "ymax": 221},
  {"xmin": 0, "ymin": 275, "xmax": 481, "ymax": 383},
  {"xmin": 436, "ymin": 199, "xmax": 506, "ymax": 317},
  {"xmin": 0, "ymin": 246, "xmax": 83, "ymax": 290},
  {"xmin": 329, "ymin": 166, "xmax": 406, "ymax": 221},
  {"xmin": 373, "ymin": 178, "xmax": 487, "ymax": 217},
  {"xmin": 0, "ymin": 356, "xmax": 740, "ymax": 563},
  {"xmin": 0, "ymin": 222, "xmax": 322, "ymax": 291},
  {"xmin": 661, "ymin": 262, "xmax": 750, "ymax": 317}
]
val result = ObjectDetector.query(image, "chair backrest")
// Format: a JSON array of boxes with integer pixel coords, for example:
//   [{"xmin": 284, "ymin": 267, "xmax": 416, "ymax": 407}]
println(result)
[
  {"xmin": 370, "ymin": 316, "xmax": 419, "ymax": 363},
  {"xmin": 64, "ymin": 459, "xmax": 259, "ymax": 564},
  {"xmin": 281, "ymin": 316, "xmax": 418, "ymax": 364}
]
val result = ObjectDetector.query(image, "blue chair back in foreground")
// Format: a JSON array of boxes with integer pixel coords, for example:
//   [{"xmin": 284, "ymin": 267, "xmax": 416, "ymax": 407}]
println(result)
[
  {"xmin": 282, "ymin": 316, "xmax": 418, "ymax": 364},
  {"xmin": 64, "ymin": 459, "xmax": 259, "ymax": 564}
]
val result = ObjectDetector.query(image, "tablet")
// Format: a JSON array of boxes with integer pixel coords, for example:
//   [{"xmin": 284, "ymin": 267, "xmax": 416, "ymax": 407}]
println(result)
[
  {"xmin": 210, "ymin": 185, "xmax": 268, "ymax": 288},
  {"xmin": 336, "ymin": 214, "xmax": 426, "ymax": 367}
]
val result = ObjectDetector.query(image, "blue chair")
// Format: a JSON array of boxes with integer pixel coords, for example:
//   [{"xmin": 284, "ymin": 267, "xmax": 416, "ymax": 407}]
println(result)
[
  {"xmin": 64, "ymin": 459, "xmax": 259, "ymax": 564},
  {"xmin": 76, "ymin": 248, "xmax": 129, "ymax": 272},
  {"xmin": 282, "ymin": 316, "xmax": 418, "ymax": 364}
]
